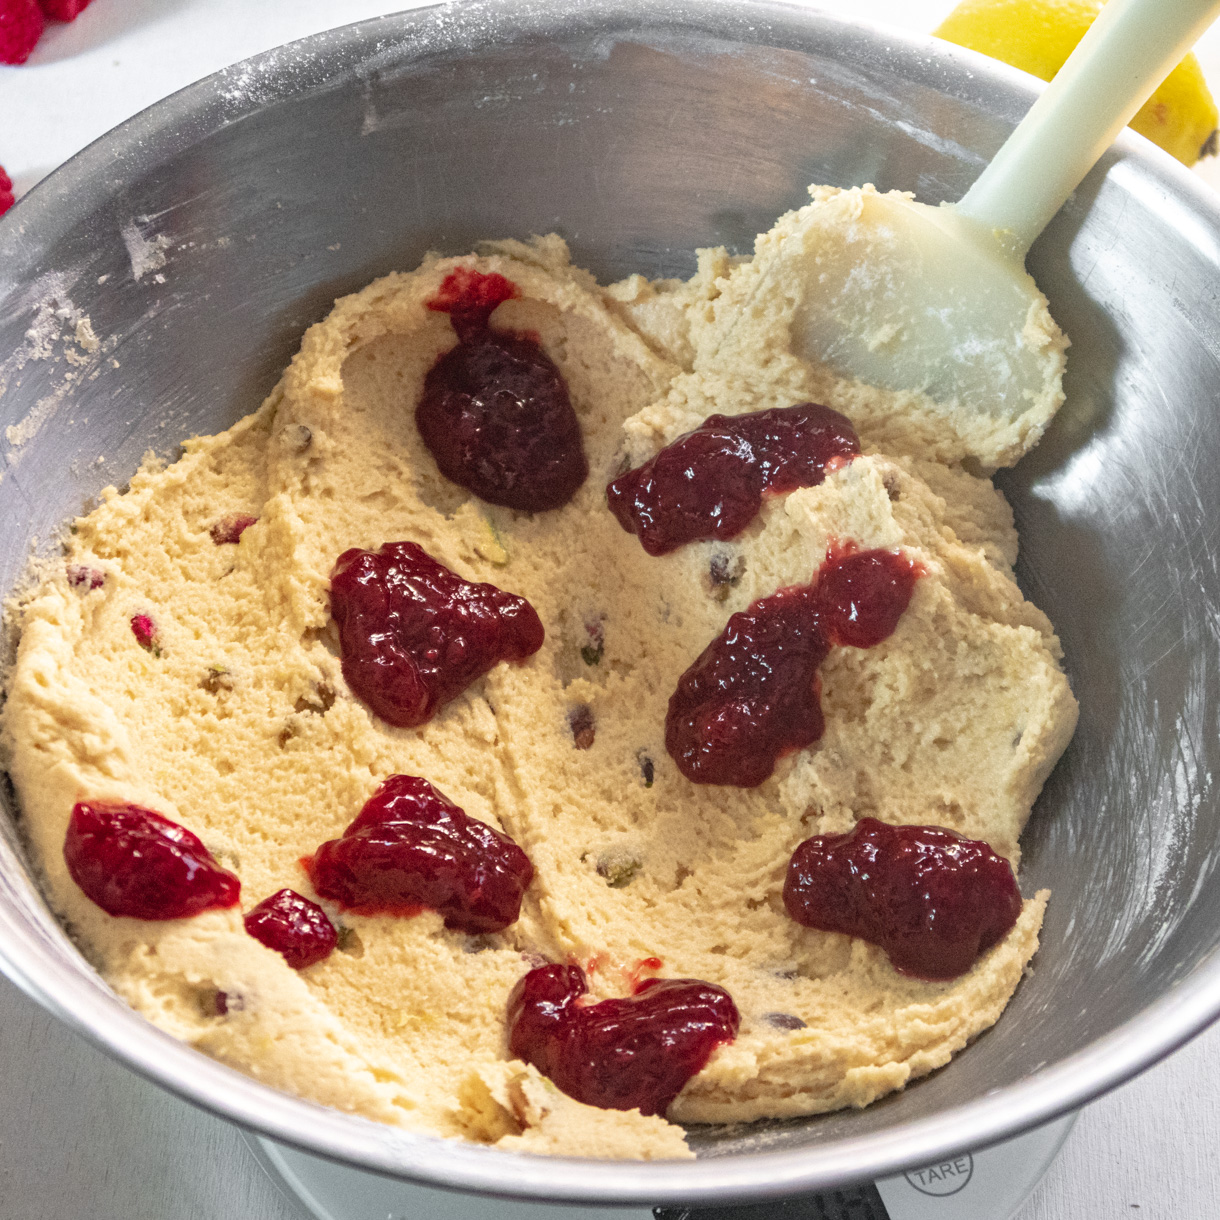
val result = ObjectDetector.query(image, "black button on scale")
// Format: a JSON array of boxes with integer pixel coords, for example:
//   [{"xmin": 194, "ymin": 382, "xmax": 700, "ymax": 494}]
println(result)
[{"xmin": 654, "ymin": 1182, "xmax": 891, "ymax": 1220}]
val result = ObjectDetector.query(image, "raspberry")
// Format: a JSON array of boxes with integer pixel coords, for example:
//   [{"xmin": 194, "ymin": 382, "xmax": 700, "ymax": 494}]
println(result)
[
  {"xmin": 0, "ymin": 0, "xmax": 43, "ymax": 65},
  {"xmin": 40, "ymin": 0, "xmax": 93, "ymax": 18},
  {"xmin": 0, "ymin": 166, "xmax": 14, "ymax": 217}
]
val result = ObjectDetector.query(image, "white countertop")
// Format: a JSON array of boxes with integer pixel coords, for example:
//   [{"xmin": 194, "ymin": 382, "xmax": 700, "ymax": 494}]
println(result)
[{"xmin": 3, "ymin": 3, "xmax": 1219, "ymax": 1217}]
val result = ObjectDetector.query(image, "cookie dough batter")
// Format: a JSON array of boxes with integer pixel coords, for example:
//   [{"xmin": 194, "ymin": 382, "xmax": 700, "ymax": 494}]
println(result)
[{"xmin": 2, "ymin": 185, "xmax": 1078, "ymax": 1159}]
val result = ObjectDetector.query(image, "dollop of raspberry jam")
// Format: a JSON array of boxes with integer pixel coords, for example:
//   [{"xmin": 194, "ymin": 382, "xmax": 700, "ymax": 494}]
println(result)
[
  {"xmin": 783, "ymin": 817, "xmax": 1022, "ymax": 980},
  {"xmin": 209, "ymin": 514, "xmax": 257, "ymax": 545},
  {"xmin": 507, "ymin": 964, "xmax": 740, "ymax": 1116},
  {"xmin": 816, "ymin": 540, "xmax": 921, "ymax": 648},
  {"xmin": 305, "ymin": 774, "xmax": 533, "ymax": 934},
  {"xmin": 666, "ymin": 544, "xmax": 921, "ymax": 786},
  {"xmin": 606, "ymin": 404, "xmax": 860, "ymax": 556},
  {"xmin": 63, "ymin": 801, "xmax": 240, "ymax": 920},
  {"xmin": 243, "ymin": 888, "xmax": 337, "ymax": 970},
  {"xmin": 416, "ymin": 269, "xmax": 588, "ymax": 512},
  {"xmin": 330, "ymin": 541, "xmax": 544, "ymax": 728}
]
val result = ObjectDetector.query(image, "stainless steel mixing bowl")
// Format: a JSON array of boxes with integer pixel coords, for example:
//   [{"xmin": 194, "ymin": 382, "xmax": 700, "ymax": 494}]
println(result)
[{"xmin": 3, "ymin": 0, "xmax": 1220, "ymax": 1205}]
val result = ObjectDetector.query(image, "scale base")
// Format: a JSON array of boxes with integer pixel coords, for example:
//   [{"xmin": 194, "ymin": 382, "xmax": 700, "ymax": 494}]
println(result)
[{"xmin": 247, "ymin": 1110, "xmax": 1075, "ymax": 1220}]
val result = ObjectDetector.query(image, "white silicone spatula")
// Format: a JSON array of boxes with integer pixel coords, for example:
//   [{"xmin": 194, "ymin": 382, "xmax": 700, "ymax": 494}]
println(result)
[{"xmin": 794, "ymin": 0, "xmax": 1220, "ymax": 440}]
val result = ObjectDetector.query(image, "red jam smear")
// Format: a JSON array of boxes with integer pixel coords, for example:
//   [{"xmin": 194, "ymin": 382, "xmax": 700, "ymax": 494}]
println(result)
[
  {"xmin": 243, "ymin": 888, "xmax": 337, "ymax": 970},
  {"xmin": 417, "ymin": 269, "xmax": 588, "ymax": 512},
  {"xmin": 63, "ymin": 800, "xmax": 240, "ymax": 920},
  {"xmin": 426, "ymin": 267, "xmax": 519, "ymax": 340},
  {"xmin": 209, "ymin": 514, "xmax": 257, "ymax": 545},
  {"xmin": 606, "ymin": 403, "xmax": 860, "ymax": 556},
  {"xmin": 666, "ymin": 545, "xmax": 921, "ymax": 786},
  {"xmin": 305, "ymin": 774, "xmax": 534, "ymax": 934},
  {"xmin": 507, "ymin": 963, "xmax": 740, "ymax": 1116},
  {"xmin": 783, "ymin": 817, "xmax": 1022, "ymax": 980},
  {"xmin": 816, "ymin": 539, "xmax": 923, "ymax": 648},
  {"xmin": 330, "ymin": 541, "xmax": 544, "ymax": 728}
]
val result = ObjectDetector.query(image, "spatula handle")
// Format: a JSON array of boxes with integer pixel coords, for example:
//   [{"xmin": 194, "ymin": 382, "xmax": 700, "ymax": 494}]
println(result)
[{"xmin": 954, "ymin": 0, "xmax": 1220, "ymax": 254}]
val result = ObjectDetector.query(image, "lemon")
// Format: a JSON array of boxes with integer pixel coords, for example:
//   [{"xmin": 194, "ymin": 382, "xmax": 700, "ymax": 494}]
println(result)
[{"xmin": 935, "ymin": 0, "xmax": 1219, "ymax": 165}]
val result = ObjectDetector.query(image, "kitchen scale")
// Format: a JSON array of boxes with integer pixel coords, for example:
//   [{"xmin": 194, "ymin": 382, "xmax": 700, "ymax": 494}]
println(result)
[{"xmin": 246, "ymin": 1110, "xmax": 1076, "ymax": 1220}]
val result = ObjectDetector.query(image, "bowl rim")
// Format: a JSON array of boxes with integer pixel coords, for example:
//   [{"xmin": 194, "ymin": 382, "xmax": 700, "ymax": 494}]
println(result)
[{"xmin": 3, "ymin": 0, "xmax": 1220, "ymax": 1204}]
